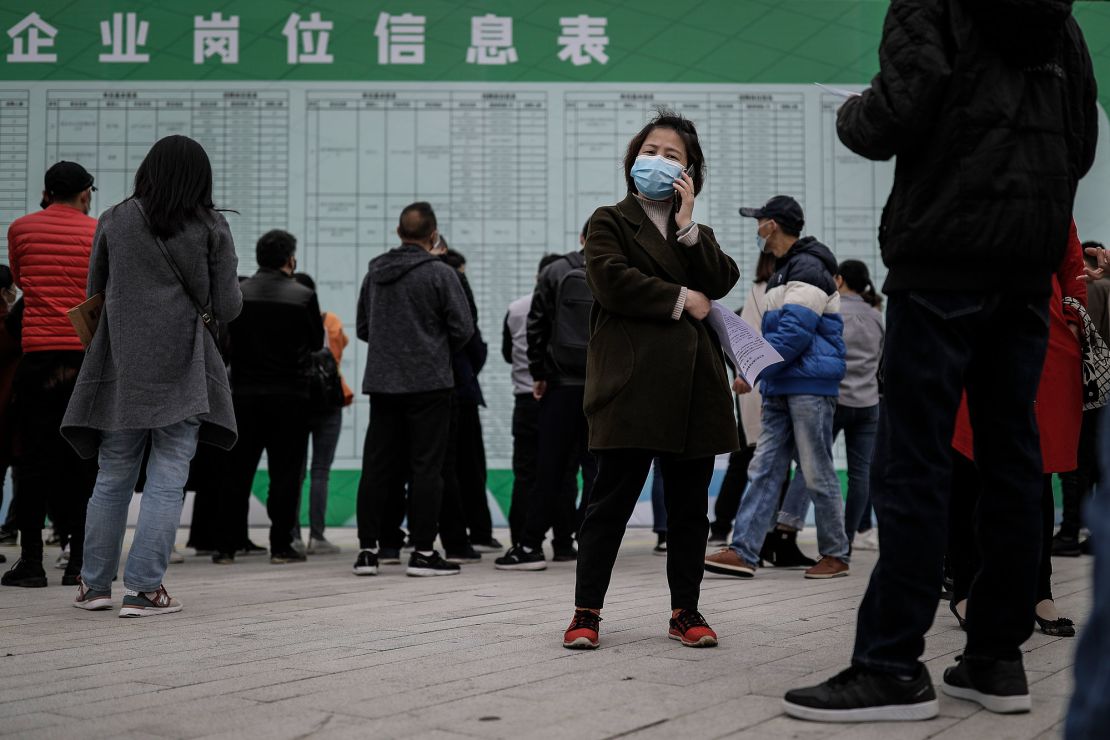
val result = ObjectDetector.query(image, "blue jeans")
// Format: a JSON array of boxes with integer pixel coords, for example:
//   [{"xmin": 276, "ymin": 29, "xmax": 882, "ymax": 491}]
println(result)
[
  {"xmin": 778, "ymin": 403, "xmax": 880, "ymax": 540},
  {"xmin": 81, "ymin": 418, "xmax": 201, "ymax": 593},
  {"xmin": 651, "ymin": 458, "xmax": 667, "ymax": 534},
  {"xmin": 729, "ymin": 394, "xmax": 849, "ymax": 565},
  {"xmin": 1066, "ymin": 410, "xmax": 1110, "ymax": 737},
  {"xmin": 295, "ymin": 407, "xmax": 344, "ymax": 541}
]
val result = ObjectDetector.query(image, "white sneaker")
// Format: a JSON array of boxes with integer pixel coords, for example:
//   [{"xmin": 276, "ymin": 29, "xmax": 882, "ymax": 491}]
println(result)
[
  {"xmin": 291, "ymin": 538, "xmax": 307, "ymax": 555},
  {"xmin": 169, "ymin": 547, "xmax": 185, "ymax": 564},
  {"xmin": 54, "ymin": 546, "xmax": 70, "ymax": 570},
  {"xmin": 306, "ymin": 537, "xmax": 340, "ymax": 555},
  {"xmin": 853, "ymin": 529, "xmax": 880, "ymax": 551}
]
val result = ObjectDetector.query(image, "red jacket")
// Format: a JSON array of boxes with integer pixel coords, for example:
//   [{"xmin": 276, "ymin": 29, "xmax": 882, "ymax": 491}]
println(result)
[
  {"xmin": 953, "ymin": 220, "xmax": 1087, "ymax": 473},
  {"xmin": 8, "ymin": 204, "xmax": 96, "ymax": 353}
]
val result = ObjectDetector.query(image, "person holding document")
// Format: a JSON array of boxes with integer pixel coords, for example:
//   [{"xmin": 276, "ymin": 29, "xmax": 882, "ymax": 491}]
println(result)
[
  {"xmin": 704, "ymin": 196, "xmax": 848, "ymax": 580},
  {"xmin": 562, "ymin": 111, "xmax": 739, "ymax": 651}
]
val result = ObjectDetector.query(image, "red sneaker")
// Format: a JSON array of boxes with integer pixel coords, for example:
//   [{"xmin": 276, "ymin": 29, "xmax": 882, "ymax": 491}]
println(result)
[
  {"xmin": 563, "ymin": 609, "xmax": 601, "ymax": 649},
  {"xmin": 669, "ymin": 609, "xmax": 718, "ymax": 647}
]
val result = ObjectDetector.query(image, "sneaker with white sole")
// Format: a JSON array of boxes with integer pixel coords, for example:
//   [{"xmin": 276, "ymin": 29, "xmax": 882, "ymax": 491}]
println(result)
[
  {"xmin": 307, "ymin": 537, "xmax": 341, "ymax": 555},
  {"xmin": 353, "ymin": 550, "xmax": 378, "ymax": 576},
  {"xmin": 169, "ymin": 548, "xmax": 185, "ymax": 564},
  {"xmin": 854, "ymin": 529, "xmax": 880, "ymax": 551},
  {"xmin": 407, "ymin": 551, "xmax": 460, "ymax": 577},
  {"xmin": 941, "ymin": 655, "xmax": 1031, "ymax": 714},
  {"xmin": 54, "ymin": 547, "xmax": 69, "ymax": 570},
  {"xmin": 119, "ymin": 585, "xmax": 182, "ymax": 618},
  {"xmin": 73, "ymin": 578, "xmax": 113, "ymax": 611},
  {"xmin": 783, "ymin": 665, "xmax": 939, "ymax": 722}
]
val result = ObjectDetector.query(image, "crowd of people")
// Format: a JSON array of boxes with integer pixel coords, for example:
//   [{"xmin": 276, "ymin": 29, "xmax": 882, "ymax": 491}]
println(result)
[{"xmin": 0, "ymin": 0, "xmax": 1107, "ymax": 733}]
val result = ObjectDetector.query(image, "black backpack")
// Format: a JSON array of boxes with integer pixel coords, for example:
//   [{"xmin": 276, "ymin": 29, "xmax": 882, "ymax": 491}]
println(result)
[{"xmin": 548, "ymin": 252, "xmax": 593, "ymax": 377}]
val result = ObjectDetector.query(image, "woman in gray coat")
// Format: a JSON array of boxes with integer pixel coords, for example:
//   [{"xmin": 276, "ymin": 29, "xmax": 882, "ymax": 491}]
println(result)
[{"xmin": 62, "ymin": 135, "xmax": 242, "ymax": 617}]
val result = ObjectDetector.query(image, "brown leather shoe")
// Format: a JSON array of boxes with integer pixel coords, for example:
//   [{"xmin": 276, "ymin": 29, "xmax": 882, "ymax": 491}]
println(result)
[
  {"xmin": 804, "ymin": 556, "xmax": 850, "ymax": 579},
  {"xmin": 704, "ymin": 548, "xmax": 757, "ymax": 578}
]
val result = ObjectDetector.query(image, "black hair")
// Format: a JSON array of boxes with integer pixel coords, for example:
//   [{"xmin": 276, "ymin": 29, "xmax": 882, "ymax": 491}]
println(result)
[
  {"xmin": 580, "ymin": 219, "xmax": 591, "ymax": 242},
  {"xmin": 754, "ymin": 252, "xmax": 777, "ymax": 284},
  {"xmin": 131, "ymin": 135, "xmax": 225, "ymax": 240},
  {"xmin": 623, "ymin": 110, "xmax": 706, "ymax": 196},
  {"xmin": 837, "ymin": 259, "xmax": 882, "ymax": 309},
  {"xmin": 442, "ymin": 248, "xmax": 466, "ymax": 270},
  {"xmin": 1083, "ymin": 241, "xmax": 1105, "ymax": 269},
  {"xmin": 538, "ymin": 253, "xmax": 563, "ymax": 274},
  {"xmin": 292, "ymin": 272, "xmax": 316, "ymax": 292},
  {"xmin": 257, "ymin": 229, "xmax": 296, "ymax": 270},
  {"xmin": 398, "ymin": 202, "xmax": 437, "ymax": 242},
  {"xmin": 777, "ymin": 221, "xmax": 801, "ymax": 238},
  {"xmin": 0, "ymin": 264, "xmax": 11, "ymax": 291}
]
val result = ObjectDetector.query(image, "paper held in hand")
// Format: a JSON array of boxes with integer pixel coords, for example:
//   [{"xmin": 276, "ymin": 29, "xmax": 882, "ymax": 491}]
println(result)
[
  {"xmin": 67, "ymin": 293, "xmax": 104, "ymax": 348},
  {"xmin": 705, "ymin": 301, "xmax": 783, "ymax": 385}
]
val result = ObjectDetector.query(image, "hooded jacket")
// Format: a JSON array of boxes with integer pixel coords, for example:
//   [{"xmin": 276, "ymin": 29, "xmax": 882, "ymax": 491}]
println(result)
[
  {"xmin": 757, "ymin": 237, "xmax": 846, "ymax": 397},
  {"xmin": 356, "ymin": 243, "xmax": 474, "ymax": 395},
  {"xmin": 836, "ymin": 0, "xmax": 1097, "ymax": 294}
]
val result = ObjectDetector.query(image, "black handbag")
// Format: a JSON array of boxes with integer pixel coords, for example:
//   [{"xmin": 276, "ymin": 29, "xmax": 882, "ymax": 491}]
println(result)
[{"xmin": 309, "ymin": 318, "xmax": 345, "ymax": 411}]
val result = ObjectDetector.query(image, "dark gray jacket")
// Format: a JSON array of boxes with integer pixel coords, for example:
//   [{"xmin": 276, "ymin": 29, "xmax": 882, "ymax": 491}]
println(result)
[
  {"xmin": 356, "ymin": 244, "xmax": 474, "ymax": 395},
  {"xmin": 61, "ymin": 199, "xmax": 243, "ymax": 458}
]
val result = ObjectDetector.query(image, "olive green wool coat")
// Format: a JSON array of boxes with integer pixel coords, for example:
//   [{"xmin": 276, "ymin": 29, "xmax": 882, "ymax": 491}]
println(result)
[{"xmin": 583, "ymin": 193, "xmax": 741, "ymax": 459}]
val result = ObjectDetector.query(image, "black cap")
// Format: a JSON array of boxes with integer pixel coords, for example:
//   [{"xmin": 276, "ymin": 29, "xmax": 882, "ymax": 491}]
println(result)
[
  {"xmin": 739, "ymin": 195, "xmax": 804, "ymax": 233},
  {"xmin": 44, "ymin": 161, "xmax": 96, "ymax": 199}
]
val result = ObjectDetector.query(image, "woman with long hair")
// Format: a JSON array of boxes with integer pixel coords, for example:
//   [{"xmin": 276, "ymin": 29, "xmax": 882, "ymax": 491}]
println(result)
[
  {"xmin": 61, "ymin": 135, "xmax": 242, "ymax": 616},
  {"xmin": 562, "ymin": 111, "xmax": 740, "ymax": 650}
]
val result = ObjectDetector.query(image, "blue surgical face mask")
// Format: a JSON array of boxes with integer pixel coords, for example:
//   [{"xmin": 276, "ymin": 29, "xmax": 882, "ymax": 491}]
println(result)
[
  {"xmin": 756, "ymin": 222, "xmax": 773, "ymax": 253},
  {"xmin": 631, "ymin": 154, "xmax": 685, "ymax": 200}
]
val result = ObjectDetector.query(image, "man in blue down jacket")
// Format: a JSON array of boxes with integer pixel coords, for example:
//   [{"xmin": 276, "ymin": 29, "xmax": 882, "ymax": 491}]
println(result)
[
  {"xmin": 705, "ymin": 195, "xmax": 848, "ymax": 580},
  {"xmin": 782, "ymin": 0, "xmax": 1098, "ymax": 725}
]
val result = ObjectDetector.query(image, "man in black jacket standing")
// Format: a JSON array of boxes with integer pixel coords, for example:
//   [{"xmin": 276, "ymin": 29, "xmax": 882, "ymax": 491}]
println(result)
[
  {"xmin": 783, "ymin": 0, "xmax": 1098, "ymax": 723},
  {"xmin": 216, "ymin": 230, "xmax": 324, "ymax": 565},
  {"xmin": 352, "ymin": 202, "xmax": 474, "ymax": 578},
  {"xmin": 497, "ymin": 222, "xmax": 596, "ymax": 570}
]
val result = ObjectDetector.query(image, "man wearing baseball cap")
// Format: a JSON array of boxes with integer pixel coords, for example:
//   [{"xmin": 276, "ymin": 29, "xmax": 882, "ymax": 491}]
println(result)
[
  {"xmin": 705, "ymin": 195, "xmax": 849, "ymax": 580},
  {"xmin": 2, "ymin": 162, "xmax": 98, "ymax": 588}
]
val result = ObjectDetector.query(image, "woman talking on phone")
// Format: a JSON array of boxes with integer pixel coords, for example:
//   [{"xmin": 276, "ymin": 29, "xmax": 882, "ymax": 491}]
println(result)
[{"xmin": 563, "ymin": 111, "xmax": 740, "ymax": 650}]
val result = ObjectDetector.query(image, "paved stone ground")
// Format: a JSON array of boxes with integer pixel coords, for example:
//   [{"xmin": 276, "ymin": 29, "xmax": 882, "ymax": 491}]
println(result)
[{"xmin": 0, "ymin": 528, "xmax": 1093, "ymax": 740}]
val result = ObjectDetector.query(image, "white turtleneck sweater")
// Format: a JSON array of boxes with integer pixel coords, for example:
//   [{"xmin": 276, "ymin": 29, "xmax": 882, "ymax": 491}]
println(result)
[{"xmin": 633, "ymin": 193, "xmax": 700, "ymax": 320}]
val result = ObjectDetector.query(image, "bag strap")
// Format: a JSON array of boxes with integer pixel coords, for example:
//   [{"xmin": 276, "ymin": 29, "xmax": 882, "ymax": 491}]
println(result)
[{"xmin": 134, "ymin": 201, "xmax": 220, "ymax": 347}]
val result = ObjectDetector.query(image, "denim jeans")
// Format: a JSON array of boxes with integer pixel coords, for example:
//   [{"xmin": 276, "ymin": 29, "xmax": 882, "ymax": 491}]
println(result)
[
  {"xmin": 778, "ymin": 403, "xmax": 880, "ymax": 540},
  {"xmin": 651, "ymin": 458, "xmax": 667, "ymax": 534},
  {"xmin": 295, "ymin": 407, "xmax": 344, "ymax": 541},
  {"xmin": 853, "ymin": 291, "xmax": 1048, "ymax": 675},
  {"xmin": 729, "ymin": 394, "xmax": 848, "ymax": 565},
  {"xmin": 81, "ymin": 418, "xmax": 201, "ymax": 593},
  {"xmin": 1066, "ymin": 410, "xmax": 1110, "ymax": 738}
]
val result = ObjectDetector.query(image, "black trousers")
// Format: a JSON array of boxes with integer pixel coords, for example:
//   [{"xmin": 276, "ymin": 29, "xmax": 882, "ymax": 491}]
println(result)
[
  {"xmin": 508, "ymin": 394, "xmax": 579, "ymax": 548},
  {"xmin": 12, "ymin": 351, "xmax": 97, "ymax": 568},
  {"xmin": 853, "ymin": 292, "xmax": 1048, "ymax": 674},
  {"xmin": 217, "ymin": 395, "xmax": 310, "ymax": 555},
  {"xmin": 380, "ymin": 482, "xmax": 409, "ymax": 549},
  {"xmin": 711, "ymin": 442, "xmax": 754, "ymax": 538},
  {"xmin": 357, "ymin": 389, "xmax": 452, "ymax": 552},
  {"xmin": 1058, "ymin": 408, "xmax": 1101, "ymax": 539},
  {"xmin": 950, "ymin": 452, "xmax": 1057, "ymax": 605},
  {"xmin": 521, "ymin": 385, "xmax": 596, "ymax": 550},
  {"xmin": 438, "ymin": 397, "xmax": 470, "ymax": 554},
  {"xmin": 575, "ymin": 450, "xmax": 714, "ymax": 610},
  {"xmin": 186, "ymin": 443, "xmax": 230, "ymax": 551},
  {"xmin": 456, "ymin": 401, "xmax": 492, "ymax": 543}
]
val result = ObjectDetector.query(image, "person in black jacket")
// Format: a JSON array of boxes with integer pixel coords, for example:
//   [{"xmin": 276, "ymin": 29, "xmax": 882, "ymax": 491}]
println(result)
[
  {"xmin": 213, "ymin": 230, "xmax": 324, "ymax": 565},
  {"xmin": 784, "ymin": 0, "xmax": 1098, "ymax": 723},
  {"xmin": 496, "ymin": 221, "xmax": 597, "ymax": 570}
]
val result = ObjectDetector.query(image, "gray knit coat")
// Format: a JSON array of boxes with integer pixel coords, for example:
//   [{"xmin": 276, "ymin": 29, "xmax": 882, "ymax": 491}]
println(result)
[{"xmin": 61, "ymin": 199, "xmax": 243, "ymax": 458}]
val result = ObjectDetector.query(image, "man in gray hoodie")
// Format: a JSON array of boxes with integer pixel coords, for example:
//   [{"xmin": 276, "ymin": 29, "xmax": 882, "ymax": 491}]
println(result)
[{"xmin": 353, "ymin": 202, "xmax": 474, "ymax": 578}]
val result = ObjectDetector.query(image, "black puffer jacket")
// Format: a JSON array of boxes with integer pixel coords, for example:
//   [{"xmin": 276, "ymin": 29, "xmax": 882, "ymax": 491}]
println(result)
[{"xmin": 837, "ymin": 0, "xmax": 1098, "ymax": 294}]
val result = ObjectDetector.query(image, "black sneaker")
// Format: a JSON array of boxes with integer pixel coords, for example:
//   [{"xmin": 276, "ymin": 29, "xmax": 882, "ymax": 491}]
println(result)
[
  {"xmin": 407, "ymin": 551, "xmax": 460, "ymax": 577},
  {"xmin": 1051, "ymin": 533, "xmax": 1082, "ymax": 557},
  {"xmin": 470, "ymin": 537, "xmax": 504, "ymax": 553},
  {"xmin": 378, "ymin": 547, "xmax": 402, "ymax": 565},
  {"xmin": 353, "ymin": 550, "xmax": 378, "ymax": 576},
  {"xmin": 239, "ymin": 540, "xmax": 267, "ymax": 556},
  {"xmin": 783, "ymin": 665, "xmax": 939, "ymax": 723},
  {"xmin": 654, "ymin": 533, "xmax": 668, "ymax": 556},
  {"xmin": 1, "ymin": 558, "xmax": 48, "ymax": 588},
  {"xmin": 61, "ymin": 570, "xmax": 81, "ymax": 586},
  {"xmin": 495, "ymin": 545, "xmax": 547, "ymax": 571},
  {"xmin": 211, "ymin": 551, "xmax": 235, "ymax": 565},
  {"xmin": 446, "ymin": 548, "xmax": 482, "ymax": 564},
  {"xmin": 941, "ymin": 655, "xmax": 1030, "ymax": 714},
  {"xmin": 553, "ymin": 544, "xmax": 578, "ymax": 562},
  {"xmin": 0, "ymin": 528, "xmax": 17, "ymax": 546},
  {"xmin": 270, "ymin": 549, "xmax": 307, "ymax": 564}
]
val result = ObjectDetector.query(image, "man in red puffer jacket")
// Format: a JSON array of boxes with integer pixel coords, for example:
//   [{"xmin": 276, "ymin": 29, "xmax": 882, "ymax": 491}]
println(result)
[{"xmin": 2, "ymin": 162, "xmax": 99, "ymax": 588}]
